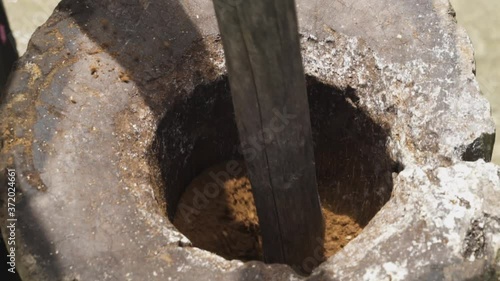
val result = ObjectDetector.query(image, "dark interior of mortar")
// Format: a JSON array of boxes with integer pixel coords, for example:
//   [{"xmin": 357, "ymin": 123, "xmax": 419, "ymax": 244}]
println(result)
[{"xmin": 153, "ymin": 76, "xmax": 401, "ymax": 269}]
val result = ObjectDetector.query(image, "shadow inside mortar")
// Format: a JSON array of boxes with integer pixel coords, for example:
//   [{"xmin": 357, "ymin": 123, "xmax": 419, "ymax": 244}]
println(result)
[{"xmin": 153, "ymin": 75, "xmax": 402, "ymax": 267}]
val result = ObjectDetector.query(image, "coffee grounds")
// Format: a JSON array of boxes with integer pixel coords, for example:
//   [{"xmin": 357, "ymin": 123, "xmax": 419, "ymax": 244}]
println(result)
[{"xmin": 173, "ymin": 161, "xmax": 362, "ymax": 262}]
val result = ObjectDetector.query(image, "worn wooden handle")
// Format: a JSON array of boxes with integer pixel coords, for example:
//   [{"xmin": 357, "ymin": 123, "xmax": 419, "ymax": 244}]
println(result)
[{"xmin": 213, "ymin": 0, "xmax": 324, "ymax": 272}]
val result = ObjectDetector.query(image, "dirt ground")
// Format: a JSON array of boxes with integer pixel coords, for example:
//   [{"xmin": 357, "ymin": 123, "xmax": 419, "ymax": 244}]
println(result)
[{"xmin": 173, "ymin": 162, "xmax": 362, "ymax": 262}]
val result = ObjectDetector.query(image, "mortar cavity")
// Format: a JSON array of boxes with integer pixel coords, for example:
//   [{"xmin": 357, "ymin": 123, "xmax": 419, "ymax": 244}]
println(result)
[{"xmin": 153, "ymin": 75, "xmax": 400, "ymax": 266}]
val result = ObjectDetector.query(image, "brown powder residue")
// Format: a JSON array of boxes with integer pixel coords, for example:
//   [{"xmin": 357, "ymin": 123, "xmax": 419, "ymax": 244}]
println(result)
[
  {"xmin": 119, "ymin": 71, "xmax": 131, "ymax": 83},
  {"xmin": 173, "ymin": 161, "xmax": 362, "ymax": 262}
]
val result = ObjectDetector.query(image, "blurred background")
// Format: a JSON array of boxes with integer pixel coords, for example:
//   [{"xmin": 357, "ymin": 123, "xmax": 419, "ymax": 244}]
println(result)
[{"xmin": 2, "ymin": 0, "xmax": 499, "ymax": 163}]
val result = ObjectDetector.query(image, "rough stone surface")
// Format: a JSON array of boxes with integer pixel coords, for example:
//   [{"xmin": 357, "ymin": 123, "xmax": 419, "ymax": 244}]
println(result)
[
  {"xmin": 315, "ymin": 161, "xmax": 500, "ymax": 280},
  {"xmin": 0, "ymin": 0, "xmax": 498, "ymax": 280}
]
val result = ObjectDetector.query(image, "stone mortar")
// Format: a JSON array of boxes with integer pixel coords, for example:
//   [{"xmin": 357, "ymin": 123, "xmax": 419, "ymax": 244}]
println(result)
[{"xmin": 0, "ymin": 0, "xmax": 498, "ymax": 280}]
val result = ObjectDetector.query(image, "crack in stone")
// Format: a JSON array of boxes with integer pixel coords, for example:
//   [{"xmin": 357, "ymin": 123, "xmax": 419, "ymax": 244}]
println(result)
[{"xmin": 463, "ymin": 219, "xmax": 486, "ymax": 261}]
